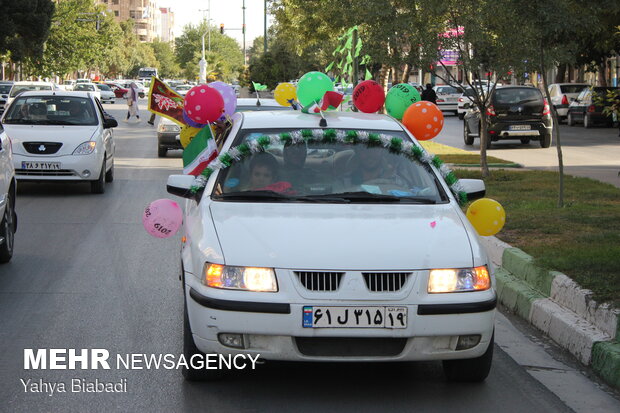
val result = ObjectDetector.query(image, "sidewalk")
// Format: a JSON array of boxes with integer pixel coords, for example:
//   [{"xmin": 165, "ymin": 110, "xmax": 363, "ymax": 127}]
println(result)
[{"xmin": 424, "ymin": 140, "xmax": 620, "ymax": 390}]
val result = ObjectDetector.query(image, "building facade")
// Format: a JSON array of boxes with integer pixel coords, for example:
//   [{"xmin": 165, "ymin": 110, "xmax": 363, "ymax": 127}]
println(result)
[
  {"xmin": 159, "ymin": 7, "xmax": 175, "ymax": 43},
  {"xmin": 97, "ymin": 0, "xmax": 160, "ymax": 42}
]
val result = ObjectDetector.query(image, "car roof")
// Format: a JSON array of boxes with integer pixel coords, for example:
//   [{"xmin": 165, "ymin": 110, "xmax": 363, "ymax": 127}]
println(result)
[
  {"xmin": 237, "ymin": 98, "xmax": 280, "ymax": 106},
  {"xmin": 13, "ymin": 90, "xmax": 96, "ymax": 99},
  {"xmin": 239, "ymin": 110, "xmax": 404, "ymax": 131},
  {"xmin": 12, "ymin": 81, "xmax": 54, "ymax": 86}
]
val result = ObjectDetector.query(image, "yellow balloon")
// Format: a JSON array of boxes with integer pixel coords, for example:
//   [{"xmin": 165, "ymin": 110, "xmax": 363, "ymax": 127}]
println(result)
[
  {"xmin": 274, "ymin": 82, "xmax": 297, "ymax": 107},
  {"xmin": 466, "ymin": 198, "xmax": 506, "ymax": 236},
  {"xmin": 180, "ymin": 126, "xmax": 202, "ymax": 148}
]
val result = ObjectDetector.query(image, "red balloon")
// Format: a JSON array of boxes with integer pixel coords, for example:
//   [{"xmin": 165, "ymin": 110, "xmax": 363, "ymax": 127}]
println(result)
[
  {"xmin": 352, "ymin": 80, "xmax": 385, "ymax": 113},
  {"xmin": 184, "ymin": 85, "xmax": 225, "ymax": 123},
  {"xmin": 402, "ymin": 101, "xmax": 444, "ymax": 141}
]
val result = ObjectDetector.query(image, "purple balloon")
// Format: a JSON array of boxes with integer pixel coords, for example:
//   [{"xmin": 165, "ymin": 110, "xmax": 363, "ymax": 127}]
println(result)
[
  {"xmin": 183, "ymin": 110, "xmax": 207, "ymax": 128},
  {"xmin": 208, "ymin": 81, "xmax": 237, "ymax": 118}
]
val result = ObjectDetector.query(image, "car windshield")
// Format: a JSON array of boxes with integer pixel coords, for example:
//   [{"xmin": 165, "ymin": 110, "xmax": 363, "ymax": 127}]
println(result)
[
  {"xmin": 75, "ymin": 84, "xmax": 95, "ymax": 91},
  {"xmin": 494, "ymin": 88, "xmax": 542, "ymax": 104},
  {"xmin": 560, "ymin": 85, "xmax": 588, "ymax": 94},
  {"xmin": 10, "ymin": 84, "xmax": 52, "ymax": 98},
  {"xmin": 96, "ymin": 84, "xmax": 111, "ymax": 91},
  {"xmin": 212, "ymin": 129, "xmax": 447, "ymax": 204},
  {"xmin": 3, "ymin": 96, "xmax": 98, "ymax": 126},
  {"xmin": 0, "ymin": 84, "xmax": 12, "ymax": 94}
]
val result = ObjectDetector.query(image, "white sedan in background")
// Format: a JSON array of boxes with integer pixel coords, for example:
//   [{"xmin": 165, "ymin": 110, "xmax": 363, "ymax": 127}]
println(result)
[
  {"xmin": 95, "ymin": 83, "xmax": 117, "ymax": 104},
  {"xmin": 167, "ymin": 110, "xmax": 495, "ymax": 382},
  {"xmin": 73, "ymin": 83, "xmax": 102, "ymax": 101},
  {"xmin": 2, "ymin": 91, "xmax": 117, "ymax": 194}
]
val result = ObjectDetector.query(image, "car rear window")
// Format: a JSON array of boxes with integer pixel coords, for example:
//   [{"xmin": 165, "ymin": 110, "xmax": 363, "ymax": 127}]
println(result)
[
  {"xmin": 494, "ymin": 88, "xmax": 542, "ymax": 105},
  {"xmin": 559, "ymin": 85, "xmax": 588, "ymax": 94}
]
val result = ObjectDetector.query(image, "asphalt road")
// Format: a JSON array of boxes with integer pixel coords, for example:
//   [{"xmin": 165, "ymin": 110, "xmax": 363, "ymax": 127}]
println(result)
[
  {"xmin": 435, "ymin": 113, "xmax": 620, "ymax": 188},
  {"xmin": 0, "ymin": 101, "xmax": 616, "ymax": 412}
]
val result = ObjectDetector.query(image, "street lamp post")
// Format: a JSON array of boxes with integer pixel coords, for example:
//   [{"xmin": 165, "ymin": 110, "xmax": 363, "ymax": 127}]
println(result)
[{"xmin": 199, "ymin": 1, "xmax": 211, "ymax": 84}]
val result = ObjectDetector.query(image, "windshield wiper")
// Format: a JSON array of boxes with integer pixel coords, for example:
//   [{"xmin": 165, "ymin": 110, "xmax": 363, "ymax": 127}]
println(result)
[
  {"xmin": 218, "ymin": 190, "xmax": 290, "ymax": 201},
  {"xmin": 331, "ymin": 191, "xmax": 437, "ymax": 204},
  {"xmin": 42, "ymin": 119, "xmax": 77, "ymax": 125}
]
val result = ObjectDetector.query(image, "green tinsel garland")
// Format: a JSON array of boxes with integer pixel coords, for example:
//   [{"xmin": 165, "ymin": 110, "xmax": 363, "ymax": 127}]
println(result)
[{"xmin": 189, "ymin": 129, "xmax": 468, "ymax": 205}]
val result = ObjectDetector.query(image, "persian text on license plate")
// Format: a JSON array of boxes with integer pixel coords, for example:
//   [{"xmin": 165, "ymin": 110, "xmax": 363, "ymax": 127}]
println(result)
[
  {"xmin": 303, "ymin": 306, "xmax": 407, "ymax": 328},
  {"xmin": 21, "ymin": 161, "xmax": 61, "ymax": 170},
  {"xmin": 509, "ymin": 124, "xmax": 531, "ymax": 131}
]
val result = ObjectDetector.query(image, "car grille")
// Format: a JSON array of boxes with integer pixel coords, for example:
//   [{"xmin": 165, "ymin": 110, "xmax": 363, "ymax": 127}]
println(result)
[
  {"xmin": 363, "ymin": 272, "xmax": 411, "ymax": 292},
  {"xmin": 295, "ymin": 337, "xmax": 407, "ymax": 357},
  {"xmin": 16, "ymin": 169, "xmax": 77, "ymax": 177},
  {"xmin": 23, "ymin": 142, "xmax": 63, "ymax": 154},
  {"xmin": 296, "ymin": 271, "xmax": 343, "ymax": 292}
]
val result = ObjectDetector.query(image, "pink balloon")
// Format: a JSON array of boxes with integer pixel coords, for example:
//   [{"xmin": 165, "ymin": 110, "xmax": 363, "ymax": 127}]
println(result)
[
  {"xmin": 209, "ymin": 81, "xmax": 237, "ymax": 120},
  {"xmin": 184, "ymin": 85, "xmax": 225, "ymax": 123},
  {"xmin": 143, "ymin": 199, "xmax": 183, "ymax": 239}
]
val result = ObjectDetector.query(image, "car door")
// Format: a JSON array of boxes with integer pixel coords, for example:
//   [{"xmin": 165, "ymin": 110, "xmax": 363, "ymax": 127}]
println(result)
[
  {"xmin": 0, "ymin": 124, "xmax": 13, "ymax": 212},
  {"xmin": 94, "ymin": 98, "xmax": 114, "ymax": 162}
]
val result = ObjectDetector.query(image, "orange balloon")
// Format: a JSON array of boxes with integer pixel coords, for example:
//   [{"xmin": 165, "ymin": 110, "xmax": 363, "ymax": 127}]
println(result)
[{"xmin": 402, "ymin": 101, "xmax": 444, "ymax": 141}]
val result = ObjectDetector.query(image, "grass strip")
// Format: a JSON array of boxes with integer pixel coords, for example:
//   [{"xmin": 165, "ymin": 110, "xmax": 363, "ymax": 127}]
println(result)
[{"xmin": 456, "ymin": 168, "xmax": 620, "ymax": 308}]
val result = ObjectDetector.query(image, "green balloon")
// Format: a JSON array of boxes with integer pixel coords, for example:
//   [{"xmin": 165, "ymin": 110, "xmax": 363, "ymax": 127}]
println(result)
[
  {"xmin": 385, "ymin": 83, "xmax": 421, "ymax": 120},
  {"xmin": 297, "ymin": 72, "xmax": 334, "ymax": 107}
]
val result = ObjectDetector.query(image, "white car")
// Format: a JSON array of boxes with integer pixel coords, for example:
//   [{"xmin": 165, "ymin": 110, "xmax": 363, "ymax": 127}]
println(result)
[
  {"xmin": 174, "ymin": 84, "xmax": 192, "ymax": 97},
  {"xmin": 95, "ymin": 84, "xmax": 116, "ymax": 103},
  {"xmin": 236, "ymin": 98, "xmax": 295, "ymax": 111},
  {"xmin": 118, "ymin": 81, "xmax": 147, "ymax": 98},
  {"xmin": 167, "ymin": 110, "xmax": 496, "ymax": 382},
  {"xmin": 2, "ymin": 91, "xmax": 117, "ymax": 194},
  {"xmin": 7, "ymin": 81, "xmax": 56, "ymax": 108},
  {"xmin": 547, "ymin": 83, "xmax": 589, "ymax": 120},
  {"xmin": 73, "ymin": 83, "xmax": 102, "ymax": 101},
  {"xmin": 433, "ymin": 85, "xmax": 464, "ymax": 114},
  {"xmin": 0, "ymin": 124, "xmax": 16, "ymax": 262}
]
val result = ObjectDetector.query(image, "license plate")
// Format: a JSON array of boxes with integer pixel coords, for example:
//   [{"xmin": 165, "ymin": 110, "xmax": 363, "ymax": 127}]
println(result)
[
  {"xmin": 21, "ymin": 161, "xmax": 61, "ymax": 170},
  {"xmin": 445, "ymin": 97, "xmax": 457, "ymax": 102},
  {"xmin": 509, "ymin": 125, "xmax": 531, "ymax": 131},
  {"xmin": 303, "ymin": 306, "xmax": 407, "ymax": 328}
]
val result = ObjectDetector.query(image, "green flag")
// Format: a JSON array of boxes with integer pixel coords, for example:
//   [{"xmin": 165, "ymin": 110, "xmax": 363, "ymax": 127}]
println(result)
[{"xmin": 252, "ymin": 81, "xmax": 267, "ymax": 91}]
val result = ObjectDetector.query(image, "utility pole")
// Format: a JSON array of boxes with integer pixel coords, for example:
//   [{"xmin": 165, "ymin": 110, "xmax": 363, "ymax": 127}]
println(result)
[
  {"xmin": 264, "ymin": 0, "xmax": 267, "ymax": 54},
  {"xmin": 242, "ymin": 0, "xmax": 247, "ymax": 65},
  {"xmin": 198, "ymin": 2, "xmax": 211, "ymax": 84}
]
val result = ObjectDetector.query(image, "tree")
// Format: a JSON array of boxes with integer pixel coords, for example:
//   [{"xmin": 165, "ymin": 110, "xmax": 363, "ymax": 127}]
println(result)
[
  {"xmin": 0, "ymin": 0, "xmax": 54, "ymax": 62},
  {"xmin": 175, "ymin": 21, "xmax": 243, "ymax": 82},
  {"xmin": 32, "ymin": 0, "xmax": 122, "ymax": 79},
  {"xmin": 149, "ymin": 40, "xmax": 181, "ymax": 79}
]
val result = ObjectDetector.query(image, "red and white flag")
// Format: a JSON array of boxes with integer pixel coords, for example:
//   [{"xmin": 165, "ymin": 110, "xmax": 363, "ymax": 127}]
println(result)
[{"xmin": 302, "ymin": 91, "xmax": 344, "ymax": 113}]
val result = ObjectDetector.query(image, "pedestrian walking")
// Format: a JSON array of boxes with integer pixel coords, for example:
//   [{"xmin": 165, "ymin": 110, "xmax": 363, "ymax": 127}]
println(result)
[
  {"xmin": 126, "ymin": 82, "xmax": 140, "ymax": 122},
  {"xmin": 421, "ymin": 83, "xmax": 437, "ymax": 105}
]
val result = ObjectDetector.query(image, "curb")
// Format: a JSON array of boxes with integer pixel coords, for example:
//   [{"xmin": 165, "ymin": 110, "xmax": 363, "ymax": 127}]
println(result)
[{"xmin": 480, "ymin": 236, "xmax": 620, "ymax": 389}]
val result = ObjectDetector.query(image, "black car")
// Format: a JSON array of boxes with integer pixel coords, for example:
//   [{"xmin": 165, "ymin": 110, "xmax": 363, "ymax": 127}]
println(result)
[
  {"xmin": 463, "ymin": 86, "xmax": 552, "ymax": 148},
  {"xmin": 566, "ymin": 87, "xmax": 619, "ymax": 128}
]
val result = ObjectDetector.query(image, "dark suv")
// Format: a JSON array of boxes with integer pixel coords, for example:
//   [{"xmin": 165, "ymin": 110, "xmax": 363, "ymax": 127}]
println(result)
[
  {"xmin": 463, "ymin": 86, "xmax": 552, "ymax": 148},
  {"xmin": 566, "ymin": 87, "xmax": 619, "ymax": 128}
]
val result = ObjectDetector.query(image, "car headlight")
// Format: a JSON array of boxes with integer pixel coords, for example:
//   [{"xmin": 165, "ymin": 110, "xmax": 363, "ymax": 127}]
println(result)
[
  {"xmin": 157, "ymin": 123, "xmax": 180, "ymax": 133},
  {"xmin": 73, "ymin": 141, "xmax": 96, "ymax": 155},
  {"xmin": 428, "ymin": 266, "xmax": 490, "ymax": 293},
  {"xmin": 203, "ymin": 263, "xmax": 278, "ymax": 292}
]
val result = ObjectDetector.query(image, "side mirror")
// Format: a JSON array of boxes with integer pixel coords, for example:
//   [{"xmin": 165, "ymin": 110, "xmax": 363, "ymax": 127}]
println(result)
[
  {"xmin": 103, "ymin": 117, "xmax": 118, "ymax": 129},
  {"xmin": 459, "ymin": 179, "xmax": 486, "ymax": 201},
  {"xmin": 167, "ymin": 174, "xmax": 199, "ymax": 199}
]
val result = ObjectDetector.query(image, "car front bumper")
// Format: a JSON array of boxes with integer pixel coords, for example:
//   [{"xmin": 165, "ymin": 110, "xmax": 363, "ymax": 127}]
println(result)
[
  {"xmin": 13, "ymin": 151, "xmax": 104, "ymax": 181},
  {"xmin": 185, "ymin": 275, "xmax": 496, "ymax": 362}
]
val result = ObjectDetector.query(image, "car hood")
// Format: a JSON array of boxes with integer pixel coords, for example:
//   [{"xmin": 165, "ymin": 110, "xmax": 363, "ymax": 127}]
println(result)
[
  {"xmin": 208, "ymin": 202, "xmax": 474, "ymax": 270},
  {"xmin": 4, "ymin": 125, "xmax": 99, "ymax": 156}
]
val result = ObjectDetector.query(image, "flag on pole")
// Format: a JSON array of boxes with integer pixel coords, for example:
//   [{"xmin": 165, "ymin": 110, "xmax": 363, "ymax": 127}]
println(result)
[
  {"xmin": 252, "ymin": 82, "xmax": 268, "ymax": 91},
  {"xmin": 182, "ymin": 126, "xmax": 218, "ymax": 176},
  {"xmin": 301, "ymin": 91, "xmax": 345, "ymax": 113},
  {"xmin": 147, "ymin": 77, "xmax": 185, "ymax": 126}
]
